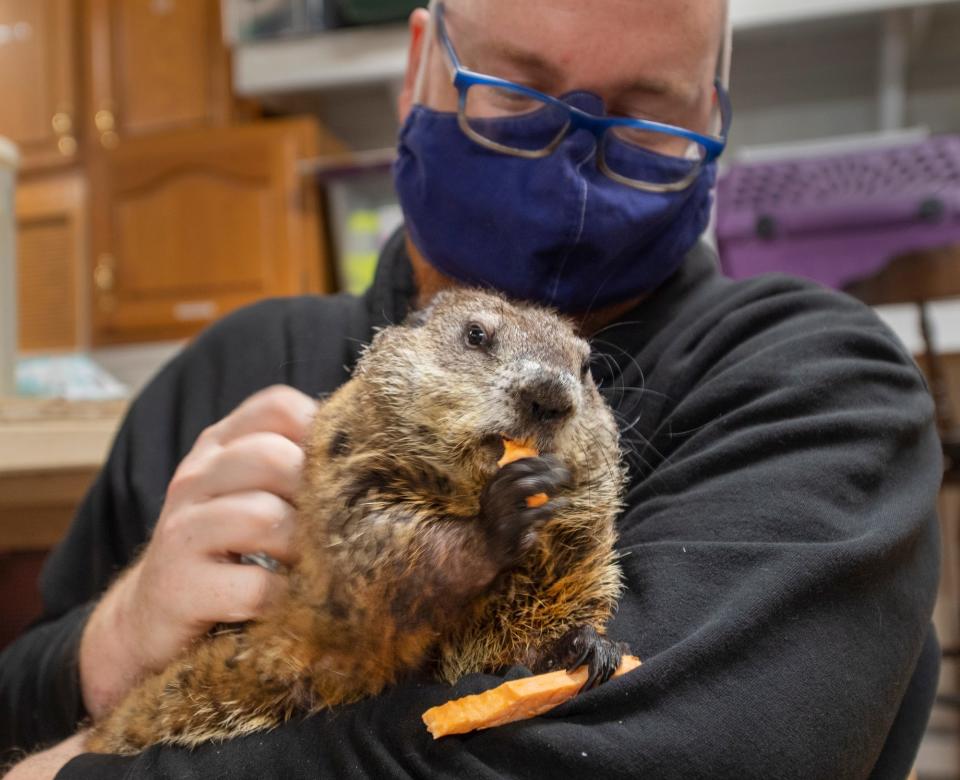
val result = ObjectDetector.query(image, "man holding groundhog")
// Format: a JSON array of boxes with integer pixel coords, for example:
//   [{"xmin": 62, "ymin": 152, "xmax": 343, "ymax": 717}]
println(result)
[{"xmin": 0, "ymin": 1, "xmax": 942, "ymax": 778}]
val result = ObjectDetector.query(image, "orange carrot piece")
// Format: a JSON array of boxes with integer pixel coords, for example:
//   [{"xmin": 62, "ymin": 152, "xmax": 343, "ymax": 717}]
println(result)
[
  {"xmin": 422, "ymin": 655, "xmax": 641, "ymax": 739},
  {"xmin": 524, "ymin": 493, "xmax": 549, "ymax": 508},
  {"xmin": 498, "ymin": 438, "xmax": 549, "ymax": 507},
  {"xmin": 497, "ymin": 439, "xmax": 540, "ymax": 467}
]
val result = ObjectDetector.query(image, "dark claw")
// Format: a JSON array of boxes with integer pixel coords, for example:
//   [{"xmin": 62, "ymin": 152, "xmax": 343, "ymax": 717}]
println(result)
[
  {"xmin": 533, "ymin": 625, "xmax": 630, "ymax": 693},
  {"xmin": 583, "ymin": 664, "xmax": 602, "ymax": 693},
  {"xmin": 567, "ymin": 635, "xmax": 594, "ymax": 670}
]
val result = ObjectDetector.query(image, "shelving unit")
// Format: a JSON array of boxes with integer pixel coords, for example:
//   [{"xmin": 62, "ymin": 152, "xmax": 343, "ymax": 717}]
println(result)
[{"xmin": 233, "ymin": 23, "xmax": 408, "ymax": 95}]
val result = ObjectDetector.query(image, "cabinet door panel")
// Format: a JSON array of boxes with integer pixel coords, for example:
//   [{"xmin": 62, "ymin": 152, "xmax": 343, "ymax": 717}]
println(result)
[
  {"xmin": 0, "ymin": 0, "xmax": 78, "ymax": 170},
  {"xmin": 90, "ymin": 119, "xmax": 335, "ymax": 345},
  {"xmin": 86, "ymin": 0, "xmax": 230, "ymax": 145},
  {"xmin": 16, "ymin": 174, "xmax": 87, "ymax": 351},
  {"xmin": 0, "ymin": 2, "xmax": 47, "ymax": 144},
  {"xmin": 114, "ymin": 0, "xmax": 222, "ymax": 133},
  {"xmin": 115, "ymin": 171, "xmax": 271, "ymax": 295}
]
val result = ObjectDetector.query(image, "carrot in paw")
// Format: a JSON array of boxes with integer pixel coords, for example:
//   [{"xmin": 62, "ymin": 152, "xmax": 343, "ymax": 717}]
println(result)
[{"xmin": 498, "ymin": 438, "xmax": 549, "ymax": 507}]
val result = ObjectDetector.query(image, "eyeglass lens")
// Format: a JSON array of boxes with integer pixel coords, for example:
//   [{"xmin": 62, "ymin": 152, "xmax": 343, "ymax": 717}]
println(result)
[{"xmin": 461, "ymin": 82, "xmax": 706, "ymax": 185}]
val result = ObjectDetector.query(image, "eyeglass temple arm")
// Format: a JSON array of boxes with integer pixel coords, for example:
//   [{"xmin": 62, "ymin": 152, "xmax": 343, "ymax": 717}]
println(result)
[{"xmin": 434, "ymin": 3, "xmax": 461, "ymax": 81}]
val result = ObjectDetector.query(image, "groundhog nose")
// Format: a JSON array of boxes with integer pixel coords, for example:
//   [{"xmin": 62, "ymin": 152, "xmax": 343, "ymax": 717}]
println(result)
[{"xmin": 520, "ymin": 377, "xmax": 576, "ymax": 425}]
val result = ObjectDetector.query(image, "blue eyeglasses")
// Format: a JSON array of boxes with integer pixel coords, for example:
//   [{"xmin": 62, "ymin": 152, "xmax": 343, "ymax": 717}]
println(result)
[{"xmin": 433, "ymin": 2, "xmax": 732, "ymax": 192}]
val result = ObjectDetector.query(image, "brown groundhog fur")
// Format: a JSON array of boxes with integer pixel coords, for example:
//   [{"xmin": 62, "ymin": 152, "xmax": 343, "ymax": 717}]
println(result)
[{"xmin": 87, "ymin": 288, "xmax": 627, "ymax": 755}]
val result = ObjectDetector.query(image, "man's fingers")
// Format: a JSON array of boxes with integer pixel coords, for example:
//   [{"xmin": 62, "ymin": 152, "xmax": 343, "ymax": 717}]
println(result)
[
  {"xmin": 177, "ymin": 432, "xmax": 305, "ymax": 502},
  {"xmin": 195, "ymin": 562, "xmax": 287, "ymax": 624},
  {"xmin": 202, "ymin": 385, "xmax": 318, "ymax": 448},
  {"xmin": 189, "ymin": 492, "xmax": 299, "ymax": 565}
]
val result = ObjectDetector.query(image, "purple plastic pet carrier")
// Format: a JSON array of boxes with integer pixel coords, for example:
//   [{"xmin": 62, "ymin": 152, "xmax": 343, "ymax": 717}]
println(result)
[{"xmin": 715, "ymin": 135, "xmax": 960, "ymax": 289}]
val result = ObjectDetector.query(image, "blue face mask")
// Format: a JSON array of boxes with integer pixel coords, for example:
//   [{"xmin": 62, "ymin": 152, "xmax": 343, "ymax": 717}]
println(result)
[{"xmin": 393, "ymin": 91, "xmax": 718, "ymax": 314}]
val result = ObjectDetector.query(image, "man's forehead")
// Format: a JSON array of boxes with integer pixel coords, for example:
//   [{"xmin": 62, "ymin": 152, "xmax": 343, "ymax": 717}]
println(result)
[{"xmin": 443, "ymin": 0, "xmax": 724, "ymax": 98}]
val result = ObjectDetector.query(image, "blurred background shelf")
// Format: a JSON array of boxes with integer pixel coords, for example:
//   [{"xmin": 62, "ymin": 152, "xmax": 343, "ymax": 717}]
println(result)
[
  {"xmin": 234, "ymin": 23, "xmax": 409, "ymax": 95},
  {"xmin": 731, "ymin": 0, "xmax": 959, "ymax": 29}
]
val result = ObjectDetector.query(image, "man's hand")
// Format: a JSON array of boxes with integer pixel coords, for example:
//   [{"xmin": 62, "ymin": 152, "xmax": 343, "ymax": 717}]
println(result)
[
  {"xmin": 78, "ymin": 385, "xmax": 318, "ymax": 721},
  {"xmin": 2, "ymin": 732, "xmax": 88, "ymax": 780}
]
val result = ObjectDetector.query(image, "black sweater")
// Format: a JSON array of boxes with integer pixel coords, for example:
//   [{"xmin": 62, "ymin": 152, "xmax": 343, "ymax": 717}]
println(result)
[{"xmin": 0, "ymin": 233, "xmax": 943, "ymax": 779}]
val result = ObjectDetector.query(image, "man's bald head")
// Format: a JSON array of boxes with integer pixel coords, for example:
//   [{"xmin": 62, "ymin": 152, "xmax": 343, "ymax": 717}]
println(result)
[{"xmin": 399, "ymin": 0, "xmax": 727, "ymax": 136}]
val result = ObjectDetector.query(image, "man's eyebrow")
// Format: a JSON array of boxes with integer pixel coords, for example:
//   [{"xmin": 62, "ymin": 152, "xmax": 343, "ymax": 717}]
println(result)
[
  {"xmin": 621, "ymin": 77, "xmax": 672, "ymax": 96},
  {"xmin": 466, "ymin": 39, "xmax": 565, "ymax": 84},
  {"xmin": 619, "ymin": 76, "xmax": 697, "ymax": 106}
]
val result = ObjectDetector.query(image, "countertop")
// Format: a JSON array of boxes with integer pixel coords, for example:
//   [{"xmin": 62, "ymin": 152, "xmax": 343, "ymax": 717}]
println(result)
[{"xmin": 0, "ymin": 397, "xmax": 126, "ymax": 550}]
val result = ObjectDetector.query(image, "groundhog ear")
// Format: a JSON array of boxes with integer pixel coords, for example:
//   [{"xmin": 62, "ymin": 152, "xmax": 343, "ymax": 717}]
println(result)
[
  {"xmin": 403, "ymin": 308, "xmax": 430, "ymax": 329},
  {"xmin": 405, "ymin": 289, "xmax": 460, "ymax": 328}
]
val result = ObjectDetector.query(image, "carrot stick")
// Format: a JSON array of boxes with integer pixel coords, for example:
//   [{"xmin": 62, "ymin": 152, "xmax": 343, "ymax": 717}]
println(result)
[{"xmin": 422, "ymin": 655, "xmax": 641, "ymax": 738}]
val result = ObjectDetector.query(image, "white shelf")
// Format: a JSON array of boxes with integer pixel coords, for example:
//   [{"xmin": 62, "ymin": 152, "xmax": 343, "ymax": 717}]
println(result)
[
  {"xmin": 233, "ymin": 23, "xmax": 409, "ymax": 96},
  {"xmin": 874, "ymin": 301, "xmax": 960, "ymax": 354}
]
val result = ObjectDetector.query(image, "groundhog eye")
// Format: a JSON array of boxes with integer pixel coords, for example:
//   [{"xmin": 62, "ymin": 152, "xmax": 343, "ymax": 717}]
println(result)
[
  {"xmin": 580, "ymin": 358, "xmax": 591, "ymax": 380},
  {"xmin": 465, "ymin": 323, "xmax": 489, "ymax": 348}
]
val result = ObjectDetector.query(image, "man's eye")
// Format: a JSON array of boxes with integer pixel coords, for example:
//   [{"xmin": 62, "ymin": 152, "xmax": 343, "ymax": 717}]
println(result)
[
  {"xmin": 480, "ymin": 87, "xmax": 539, "ymax": 113},
  {"xmin": 465, "ymin": 323, "xmax": 489, "ymax": 348},
  {"xmin": 497, "ymin": 91, "xmax": 533, "ymax": 105}
]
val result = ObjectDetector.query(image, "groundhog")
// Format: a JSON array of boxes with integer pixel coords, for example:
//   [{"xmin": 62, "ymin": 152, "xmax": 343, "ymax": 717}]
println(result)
[{"xmin": 87, "ymin": 288, "xmax": 627, "ymax": 755}]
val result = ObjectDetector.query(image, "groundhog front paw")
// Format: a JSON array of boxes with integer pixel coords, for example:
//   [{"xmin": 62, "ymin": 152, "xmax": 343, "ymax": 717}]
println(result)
[
  {"xmin": 533, "ymin": 624, "xmax": 630, "ymax": 692},
  {"xmin": 479, "ymin": 455, "xmax": 571, "ymax": 569}
]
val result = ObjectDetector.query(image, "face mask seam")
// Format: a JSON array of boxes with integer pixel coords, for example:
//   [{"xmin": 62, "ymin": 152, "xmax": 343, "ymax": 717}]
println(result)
[{"xmin": 548, "ymin": 145, "xmax": 596, "ymax": 302}]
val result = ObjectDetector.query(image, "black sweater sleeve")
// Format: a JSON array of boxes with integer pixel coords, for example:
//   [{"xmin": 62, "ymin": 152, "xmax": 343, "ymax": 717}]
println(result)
[
  {"xmin": 0, "ymin": 295, "xmax": 363, "ymax": 760},
  {"xmin": 50, "ymin": 276, "xmax": 942, "ymax": 779}
]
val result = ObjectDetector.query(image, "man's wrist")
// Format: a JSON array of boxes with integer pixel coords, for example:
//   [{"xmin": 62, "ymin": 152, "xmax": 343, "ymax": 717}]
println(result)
[
  {"xmin": 77, "ymin": 567, "xmax": 143, "ymax": 721},
  {"xmin": 3, "ymin": 732, "xmax": 90, "ymax": 780}
]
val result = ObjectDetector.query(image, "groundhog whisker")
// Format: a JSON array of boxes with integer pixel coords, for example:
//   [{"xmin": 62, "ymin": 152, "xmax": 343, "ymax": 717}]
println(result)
[
  {"xmin": 595, "ymin": 422, "xmax": 658, "ymax": 481},
  {"xmin": 573, "ymin": 265, "xmax": 625, "ymax": 333},
  {"xmin": 573, "ymin": 295, "xmax": 601, "ymax": 334},
  {"xmin": 573, "ymin": 438, "xmax": 597, "ymax": 509},
  {"xmin": 580, "ymin": 427, "xmax": 625, "ymax": 497},
  {"xmin": 589, "ymin": 352, "xmax": 621, "ymax": 387},
  {"xmin": 588, "ymin": 319, "xmax": 649, "ymax": 341},
  {"xmin": 616, "ymin": 409, "xmax": 646, "ymax": 438},
  {"xmin": 594, "ymin": 354, "xmax": 635, "ymax": 410},
  {"xmin": 606, "ymin": 403, "xmax": 667, "ymax": 462},
  {"xmin": 589, "ymin": 338, "xmax": 648, "ymax": 397},
  {"xmin": 600, "ymin": 385, "xmax": 674, "ymax": 403}
]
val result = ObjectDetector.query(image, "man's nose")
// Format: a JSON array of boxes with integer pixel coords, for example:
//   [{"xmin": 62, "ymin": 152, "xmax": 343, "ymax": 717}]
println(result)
[{"xmin": 519, "ymin": 375, "xmax": 576, "ymax": 425}]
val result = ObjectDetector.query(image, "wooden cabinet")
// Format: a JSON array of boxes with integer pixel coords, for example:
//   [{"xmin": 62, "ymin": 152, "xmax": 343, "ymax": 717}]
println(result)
[
  {"xmin": 0, "ymin": 0, "xmax": 79, "ymax": 172},
  {"xmin": 84, "ymin": 0, "xmax": 231, "ymax": 149},
  {"xmin": 16, "ymin": 173, "xmax": 87, "ymax": 351},
  {"xmin": 2, "ymin": 1, "xmax": 340, "ymax": 348},
  {"xmin": 89, "ymin": 119, "xmax": 338, "ymax": 344}
]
